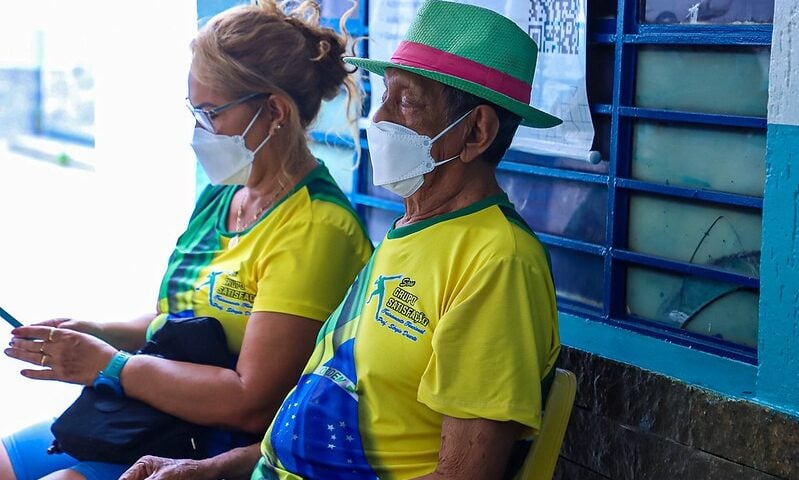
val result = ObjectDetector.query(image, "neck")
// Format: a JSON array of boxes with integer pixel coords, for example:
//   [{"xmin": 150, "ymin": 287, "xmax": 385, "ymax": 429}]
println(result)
[
  {"xmin": 246, "ymin": 134, "xmax": 316, "ymax": 199},
  {"xmin": 398, "ymin": 161, "xmax": 501, "ymax": 227}
]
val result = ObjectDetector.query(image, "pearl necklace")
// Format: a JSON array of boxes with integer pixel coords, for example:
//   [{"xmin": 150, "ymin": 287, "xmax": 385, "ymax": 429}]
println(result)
[{"xmin": 229, "ymin": 188, "xmax": 282, "ymax": 249}]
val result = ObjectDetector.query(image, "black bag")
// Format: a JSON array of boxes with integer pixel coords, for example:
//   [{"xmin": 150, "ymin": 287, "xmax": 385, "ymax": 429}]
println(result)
[{"xmin": 49, "ymin": 316, "xmax": 240, "ymax": 464}]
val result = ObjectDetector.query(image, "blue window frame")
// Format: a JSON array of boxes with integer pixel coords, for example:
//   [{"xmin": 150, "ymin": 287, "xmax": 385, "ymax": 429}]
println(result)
[{"xmin": 313, "ymin": 0, "xmax": 773, "ymax": 364}]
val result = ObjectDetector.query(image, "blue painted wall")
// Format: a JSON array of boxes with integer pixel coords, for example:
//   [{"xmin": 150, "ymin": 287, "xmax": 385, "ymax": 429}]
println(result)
[{"xmin": 758, "ymin": 123, "xmax": 799, "ymax": 414}]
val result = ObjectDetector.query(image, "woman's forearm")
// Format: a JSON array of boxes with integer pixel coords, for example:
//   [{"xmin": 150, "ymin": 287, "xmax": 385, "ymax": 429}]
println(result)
[
  {"xmin": 120, "ymin": 311, "xmax": 321, "ymax": 433},
  {"xmin": 120, "ymin": 356, "xmax": 276, "ymax": 433},
  {"xmin": 94, "ymin": 313, "xmax": 155, "ymax": 351}
]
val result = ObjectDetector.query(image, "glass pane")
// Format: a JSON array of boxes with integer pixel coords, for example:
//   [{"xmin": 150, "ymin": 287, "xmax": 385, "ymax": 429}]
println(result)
[
  {"xmin": 641, "ymin": 0, "xmax": 774, "ymax": 24},
  {"xmin": 589, "ymin": 0, "xmax": 617, "ymax": 20},
  {"xmin": 35, "ymin": 26, "xmax": 95, "ymax": 141},
  {"xmin": 498, "ymin": 172, "xmax": 607, "ymax": 244},
  {"xmin": 321, "ymin": 0, "xmax": 361, "ymax": 19},
  {"xmin": 41, "ymin": 66, "xmax": 94, "ymax": 140},
  {"xmin": 309, "ymin": 142, "xmax": 356, "ymax": 194},
  {"xmin": 592, "ymin": 114, "xmax": 612, "ymax": 167},
  {"xmin": 363, "ymin": 207, "xmax": 398, "ymax": 243},
  {"xmin": 312, "ymin": 86, "xmax": 360, "ymax": 137},
  {"xmin": 587, "ymin": 44, "xmax": 614, "ymax": 105},
  {"xmin": 627, "ymin": 266, "xmax": 758, "ymax": 348},
  {"xmin": 0, "ymin": 69, "xmax": 38, "ymax": 139},
  {"xmin": 628, "ymin": 195, "xmax": 761, "ymax": 277},
  {"xmin": 635, "ymin": 46, "xmax": 770, "ymax": 117},
  {"xmin": 504, "ymin": 149, "xmax": 610, "ymax": 173},
  {"xmin": 632, "ymin": 121, "xmax": 766, "ymax": 197},
  {"xmin": 550, "ymin": 246, "xmax": 604, "ymax": 310}
]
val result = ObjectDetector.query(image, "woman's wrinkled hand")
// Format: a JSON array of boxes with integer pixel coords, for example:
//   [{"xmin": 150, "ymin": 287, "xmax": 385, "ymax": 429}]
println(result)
[
  {"xmin": 119, "ymin": 456, "xmax": 209, "ymax": 480},
  {"xmin": 4, "ymin": 325, "xmax": 117, "ymax": 386}
]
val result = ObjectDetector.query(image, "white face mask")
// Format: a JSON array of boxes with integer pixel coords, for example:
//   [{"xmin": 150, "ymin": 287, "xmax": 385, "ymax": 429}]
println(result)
[
  {"xmin": 191, "ymin": 107, "xmax": 271, "ymax": 185},
  {"xmin": 367, "ymin": 110, "xmax": 472, "ymax": 198}
]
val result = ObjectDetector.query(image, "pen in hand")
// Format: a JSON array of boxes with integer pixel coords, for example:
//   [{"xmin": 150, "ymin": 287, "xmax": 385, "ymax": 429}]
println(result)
[{"xmin": 0, "ymin": 306, "xmax": 23, "ymax": 329}]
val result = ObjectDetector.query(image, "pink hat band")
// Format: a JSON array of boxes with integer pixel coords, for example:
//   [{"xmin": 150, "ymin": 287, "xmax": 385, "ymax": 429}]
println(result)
[{"xmin": 390, "ymin": 40, "xmax": 532, "ymax": 104}]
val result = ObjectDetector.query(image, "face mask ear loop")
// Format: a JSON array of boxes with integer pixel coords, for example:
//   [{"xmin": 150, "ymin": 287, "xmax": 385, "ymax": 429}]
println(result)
[
  {"xmin": 432, "ymin": 154, "xmax": 459, "ymax": 167},
  {"xmin": 429, "ymin": 108, "xmax": 474, "ymax": 144},
  {"xmin": 428, "ymin": 108, "xmax": 473, "ymax": 165},
  {"xmin": 242, "ymin": 106, "xmax": 273, "ymax": 155},
  {"xmin": 252, "ymin": 133, "xmax": 272, "ymax": 155},
  {"xmin": 242, "ymin": 106, "xmax": 263, "ymax": 137}
]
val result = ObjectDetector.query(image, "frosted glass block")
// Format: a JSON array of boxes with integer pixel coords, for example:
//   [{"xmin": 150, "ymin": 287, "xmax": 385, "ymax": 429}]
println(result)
[
  {"xmin": 635, "ymin": 46, "xmax": 770, "ymax": 117},
  {"xmin": 627, "ymin": 266, "xmax": 758, "ymax": 348},
  {"xmin": 628, "ymin": 194, "xmax": 761, "ymax": 277},
  {"xmin": 642, "ymin": 0, "xmax": 773, "ymax": 24},
  {"xmin": 632, "ymin": 122, "xmax": 765, "ymax": 197}
]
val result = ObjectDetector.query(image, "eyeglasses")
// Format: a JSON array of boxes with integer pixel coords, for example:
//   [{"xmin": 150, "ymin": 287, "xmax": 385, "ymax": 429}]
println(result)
[{"xmin": 186, "ymin": 92, "xmax": 268, "ymax": 133}]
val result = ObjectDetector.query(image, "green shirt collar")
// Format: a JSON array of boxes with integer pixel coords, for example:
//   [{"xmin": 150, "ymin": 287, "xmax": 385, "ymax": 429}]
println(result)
[{"xmin": 386, "ymin": 193, "xmax": 512, "ymax": 240}]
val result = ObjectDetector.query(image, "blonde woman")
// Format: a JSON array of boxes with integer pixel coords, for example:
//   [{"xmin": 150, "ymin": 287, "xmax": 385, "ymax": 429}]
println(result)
[{"xmin": 1, "ymin": 2, "xmax": 371, "ymax": 479}]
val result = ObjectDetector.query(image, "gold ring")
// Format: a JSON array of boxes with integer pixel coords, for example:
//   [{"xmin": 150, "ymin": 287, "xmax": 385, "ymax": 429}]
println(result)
[
  {"xmin": 40, "ymin": 354, "xmax": 48, "ymax": 367},
  {"xmin": 48, "ymin": 328, "xmax": 56, "ymax": 342}
]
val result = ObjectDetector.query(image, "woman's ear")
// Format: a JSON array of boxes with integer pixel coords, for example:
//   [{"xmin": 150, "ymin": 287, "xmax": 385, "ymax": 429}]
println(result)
[
  {"xmin": 459, "ymin": 105, "xmax": 500, "ymax": 164},
  {"xmin": 264, "ymin": 93, "xmax": 293, "ymax": 134}
]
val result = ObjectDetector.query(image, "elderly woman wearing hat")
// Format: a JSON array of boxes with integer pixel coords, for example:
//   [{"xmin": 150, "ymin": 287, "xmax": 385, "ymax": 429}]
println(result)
[{"xmin": 121, "ymin": 1, "xmax": 561, "ymax": 479}]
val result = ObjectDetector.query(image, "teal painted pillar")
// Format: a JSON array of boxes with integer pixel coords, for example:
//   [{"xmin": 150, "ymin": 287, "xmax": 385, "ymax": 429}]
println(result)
[{"xmin": 757, "ymin": 0, "xmax": 799, "ymax": 415}]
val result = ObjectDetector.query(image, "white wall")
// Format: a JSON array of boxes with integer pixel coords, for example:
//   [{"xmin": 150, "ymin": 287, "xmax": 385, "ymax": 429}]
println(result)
[
  {"xmin": 0, "ymin": 0, "xmax": 198, "ymax": 435},
  {"xmin": 767, "ymin": 0, "xmax": 799, "ymax": 126}
]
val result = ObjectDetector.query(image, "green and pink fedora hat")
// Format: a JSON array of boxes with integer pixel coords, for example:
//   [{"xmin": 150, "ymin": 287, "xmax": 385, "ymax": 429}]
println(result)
[{"xmin": 344, "ymin": 0, "xmax": 561, "ymax": 128}]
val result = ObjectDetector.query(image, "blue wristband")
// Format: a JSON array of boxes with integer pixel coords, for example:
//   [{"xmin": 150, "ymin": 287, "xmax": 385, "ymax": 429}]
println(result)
[{"xmin": 93, "ymin": 351, "xmax": 131, "ymax": 397}]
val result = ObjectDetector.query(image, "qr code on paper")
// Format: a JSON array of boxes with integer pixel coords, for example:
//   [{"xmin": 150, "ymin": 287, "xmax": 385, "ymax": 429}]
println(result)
[{"xmin": 528, "ymin": 0, "xmax": 580, "ymax": 55}]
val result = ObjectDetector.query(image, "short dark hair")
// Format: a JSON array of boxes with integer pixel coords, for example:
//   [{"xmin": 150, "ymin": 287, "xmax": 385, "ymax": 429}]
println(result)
[{"xmin": 442, "ymin": 85, "xmax": 522, "ymax": 165}]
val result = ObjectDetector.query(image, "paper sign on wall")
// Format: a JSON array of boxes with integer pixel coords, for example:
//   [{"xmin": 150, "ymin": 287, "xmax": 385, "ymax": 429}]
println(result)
[{"xmin": 368, "ymin": 0, "xmax": 597, "ymax": 163}]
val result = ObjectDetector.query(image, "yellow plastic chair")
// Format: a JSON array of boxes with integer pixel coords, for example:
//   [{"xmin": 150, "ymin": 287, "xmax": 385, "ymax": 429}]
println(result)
[{"xmin": 515, "ymin": 368, "xmax": 577, "ymax": 480}]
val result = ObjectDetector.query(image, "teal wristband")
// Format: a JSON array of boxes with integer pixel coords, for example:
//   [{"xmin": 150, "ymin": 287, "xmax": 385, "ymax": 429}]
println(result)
[{"xmin": 93, "ymin": 351, "xmax": 131, "ymax": 397}]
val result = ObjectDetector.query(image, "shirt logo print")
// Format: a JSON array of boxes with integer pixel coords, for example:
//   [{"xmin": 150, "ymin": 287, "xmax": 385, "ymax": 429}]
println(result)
[
  {"xmin": 366, "ymin": 275, "xmax": 429, "ymax": 342},
  {"xmin": 195, "ymin": 270, "xmax": 254, "ymax": 315}
]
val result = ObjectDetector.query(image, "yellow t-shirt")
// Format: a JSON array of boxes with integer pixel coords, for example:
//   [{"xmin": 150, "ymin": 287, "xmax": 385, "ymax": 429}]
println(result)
[
  {"xmin": 150, "ymin": 162, "xmax": 373, "ymax": 354},
  {"xmin": 254, "ymin": 193, "xmax": 560, "ymax": 479}
]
